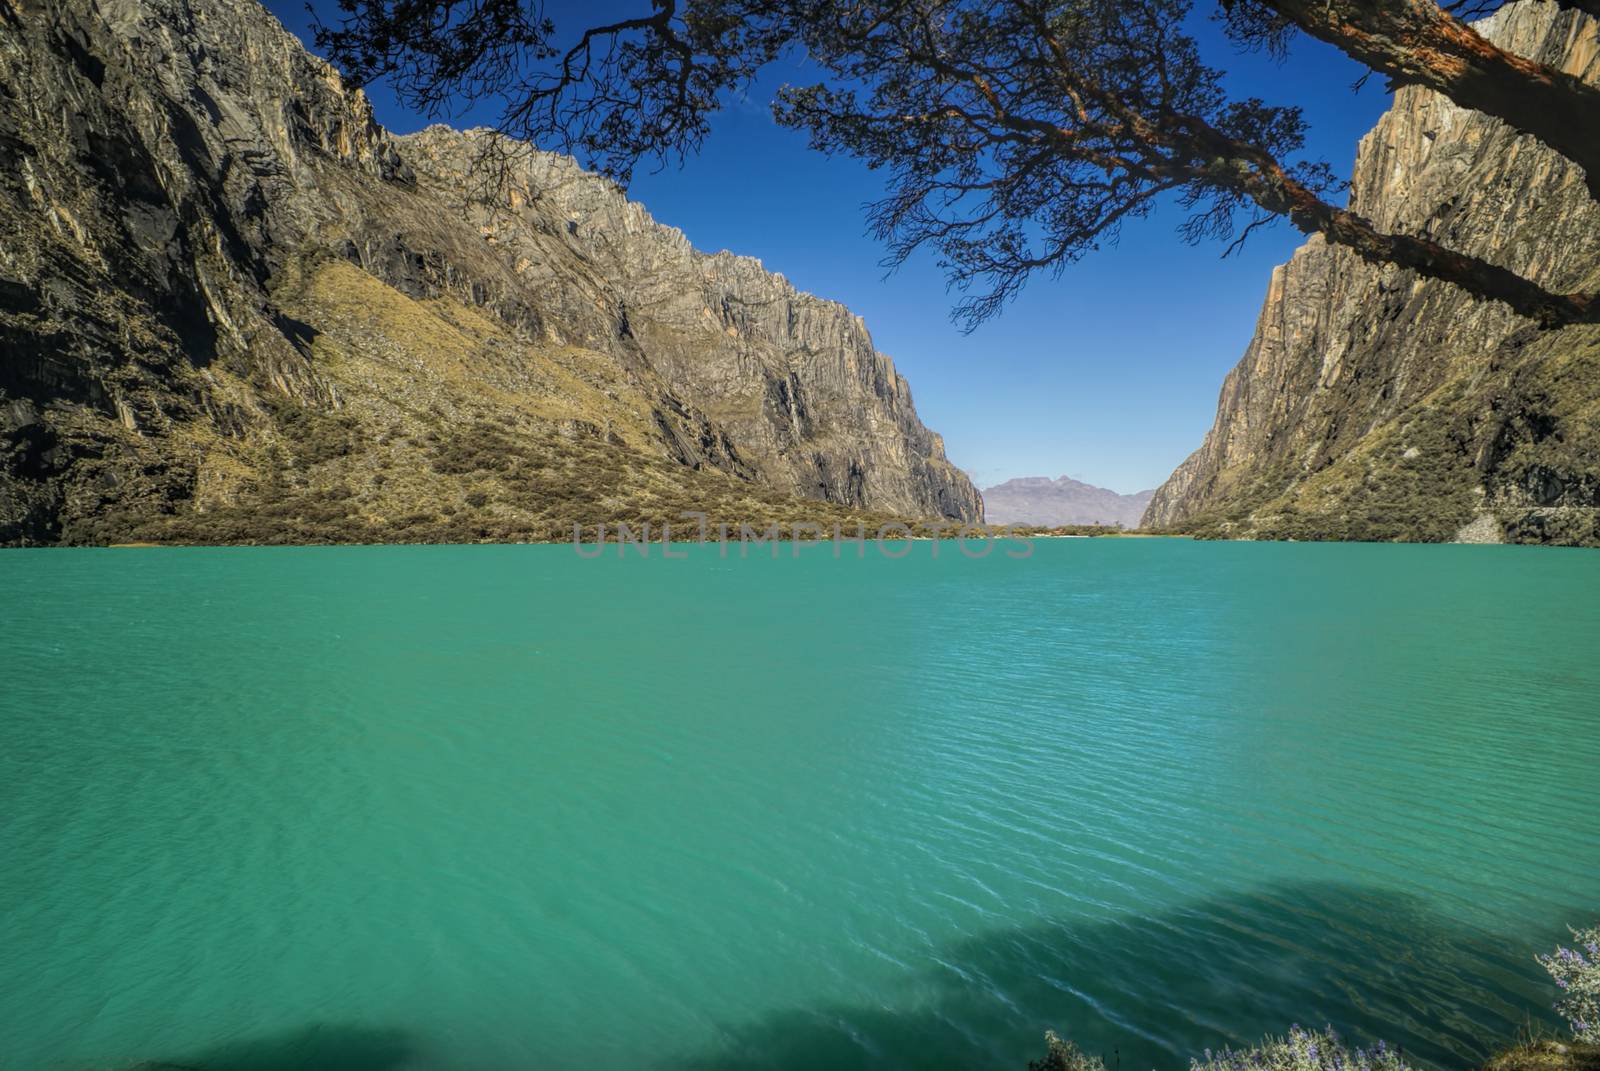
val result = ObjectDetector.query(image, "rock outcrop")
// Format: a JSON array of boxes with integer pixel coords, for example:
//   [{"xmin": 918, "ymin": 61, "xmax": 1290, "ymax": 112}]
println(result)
[
  {"xmin": 0, "ymin": 0, "xmax": 978, "ymax": 545},
  {"xmin": 1144, "ymin": 2, "xmax": 1600, "ymax": 546},
  {"xmin": 982, "ymin": 476, "xmax": 1154, "ymax": 528}
]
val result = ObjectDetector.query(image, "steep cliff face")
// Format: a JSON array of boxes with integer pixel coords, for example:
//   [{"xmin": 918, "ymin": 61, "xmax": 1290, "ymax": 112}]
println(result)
[
  {"xmin": 1145, "ymin": 2, "xmax": 1600, "ymax": 545},
  {"xmin": 0, "ymin": 0, "xmax": 978, "ymax": 545},
  {"xmin": 400, "ymin": 129, "xmax": 979, "ymax": 520}
]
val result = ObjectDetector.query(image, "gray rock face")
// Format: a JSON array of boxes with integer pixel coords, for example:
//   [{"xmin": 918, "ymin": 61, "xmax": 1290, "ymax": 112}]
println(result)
[
  {"xmin": 982, "ymin": 476, "xmax": 1153, "ymax": 527},
  {"xmin": 0, "ymin": 0, "xmax": 978, "ymax": 544},
  {"xmin": 399, "ymin": 128, "xmax": 980, "ymax": 520},
  {"xmin": 1144, "ymin": 3, "xmax": 1600, "ymax": 545}
]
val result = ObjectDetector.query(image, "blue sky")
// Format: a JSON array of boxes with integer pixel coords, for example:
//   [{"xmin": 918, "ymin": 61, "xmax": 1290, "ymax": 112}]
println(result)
[{"xmin": 266, "ymin": 0, "xmax": 1391, "ymax": 494}]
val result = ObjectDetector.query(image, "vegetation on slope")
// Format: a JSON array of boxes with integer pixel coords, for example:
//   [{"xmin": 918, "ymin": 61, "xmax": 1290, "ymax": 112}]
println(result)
[
  {"xmin": 49, "ymin": 257, "xmax": 959, "ymax": 546},
  {"xmin": 1162, "ymin": 327, "xmax": 1600, "ymax": 546}
]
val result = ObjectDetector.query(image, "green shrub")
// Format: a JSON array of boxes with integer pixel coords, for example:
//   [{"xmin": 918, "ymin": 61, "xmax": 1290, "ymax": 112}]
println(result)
[
  {"xmin": 1029, "ymin": 1033, "xmax": 1106, "ymax": 1071},
  {"xmin": 1190, "ymin": 1027, "xmax": 1412, "ymax": 1071},
  {"xmin": 1539, "ymin": 927, "xmax": 1600, "ymax": 1042}
]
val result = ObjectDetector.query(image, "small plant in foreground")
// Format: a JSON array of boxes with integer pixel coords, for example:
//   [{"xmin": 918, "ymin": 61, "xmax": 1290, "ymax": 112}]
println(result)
[
  {"xmin": 1030, "ymin": 1032, "xmax": 1106, "ymax": 1071},
  {"xmin": 1538, "ymin": 925, "xmax": 1600, "ymax": 1042},
  {"xmin": 1190, "ymin": 1026, "xmax": 1413, "ymax": 1071}
]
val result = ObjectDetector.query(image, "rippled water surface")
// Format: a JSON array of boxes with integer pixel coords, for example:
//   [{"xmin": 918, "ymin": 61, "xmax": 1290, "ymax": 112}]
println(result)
[{"xmin": 3, "ymin": 541, "xmax": 1599, "ymax": 1071}]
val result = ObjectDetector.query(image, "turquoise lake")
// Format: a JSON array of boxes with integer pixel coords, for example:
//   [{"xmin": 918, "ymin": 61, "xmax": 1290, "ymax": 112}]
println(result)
[{"xmin": 2, "ymin": 540, "xmax": 1598, "ymax": 1071}]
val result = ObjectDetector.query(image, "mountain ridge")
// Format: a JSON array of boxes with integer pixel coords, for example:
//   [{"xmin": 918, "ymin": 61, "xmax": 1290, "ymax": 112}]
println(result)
[
  {"xmin": 0, "ymin": 0, "xmax": 980, "ymax": 545},
  {"xmin": 1144, "ymin": 2, "xmax": 1600, "ymax": 546},
  {"xmin": 982, "ymin": 475, "xmax": 1154, "ymax": 528}
]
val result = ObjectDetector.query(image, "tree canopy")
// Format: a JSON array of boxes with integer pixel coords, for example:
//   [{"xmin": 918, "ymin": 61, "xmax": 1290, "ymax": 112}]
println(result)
[{"xmin": 314, "ymin": 0, "xmax": 1600, "ymax": 329}]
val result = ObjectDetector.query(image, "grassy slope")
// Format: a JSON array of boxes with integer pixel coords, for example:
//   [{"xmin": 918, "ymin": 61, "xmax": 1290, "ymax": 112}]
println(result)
[
  {"xmin": 1170, "ymin": 326, "xmax": 1600, "ymax": 546},
  {"xmin": 62, "ymin": 259, "xmax": 946, "ymax": 545},
  {"xmin": 1486, "ymin": 1042, "xmax": 1600, "ymax": 1071}
]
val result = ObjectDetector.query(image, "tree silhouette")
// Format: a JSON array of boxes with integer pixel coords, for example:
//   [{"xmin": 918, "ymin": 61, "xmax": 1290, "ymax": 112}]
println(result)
[{"xmin": 314, "ymin": 0, "xmax": 1600, "ymax": 329}]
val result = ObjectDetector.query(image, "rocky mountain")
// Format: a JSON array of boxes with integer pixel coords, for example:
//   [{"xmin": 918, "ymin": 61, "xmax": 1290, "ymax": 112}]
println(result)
[
  {"xmin": 1144, "ymin": 2, "xmax": 1600, "ymax": 546},
  {"xmin": 0, "ymin": 0, "xmax": 979, "ymax": 546},
  {"xmin": 982, "ymin": 476, "xmax": 1154, "ymax": 528}
]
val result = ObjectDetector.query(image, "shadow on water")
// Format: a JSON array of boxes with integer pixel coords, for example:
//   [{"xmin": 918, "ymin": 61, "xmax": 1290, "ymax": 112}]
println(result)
[
  {"xmin": 97, "ymin": 883, "xmax": 1588, "ymax": 1071},
  {"xmin": 669, "ymin": 881, "xmax": 1588, "ymax": 1071},
  {"xmin": 132, "ymin": 1022, "xmax": 413, "ymax": 1071}
]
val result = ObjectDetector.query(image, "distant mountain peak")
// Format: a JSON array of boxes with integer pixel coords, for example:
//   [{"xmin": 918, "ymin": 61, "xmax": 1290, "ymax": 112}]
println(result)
[{"xmin": 981, "ymin": 476, "xmax": 1154, "ymax": 528}]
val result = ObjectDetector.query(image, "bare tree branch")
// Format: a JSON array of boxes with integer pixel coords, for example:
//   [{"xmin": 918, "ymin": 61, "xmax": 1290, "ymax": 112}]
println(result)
[
  {"xmin": 313, "ymin": 0, "xmax": 1600, "ymax": 330},
  {"xmin": 1239, "ymin": 0, "xmax": 1600, "ymax": 203}
]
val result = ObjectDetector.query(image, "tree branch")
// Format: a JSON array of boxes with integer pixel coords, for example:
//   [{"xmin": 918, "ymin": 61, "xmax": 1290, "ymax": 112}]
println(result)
[
  {"xmin": 1162, "ymin": 114, "xmax": 1598, "ymax": 327},
  {"xmin": 1255, "ymin": 0, "xmax": 1600, "ymax": 203}
]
